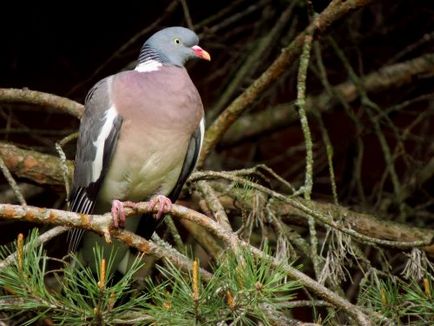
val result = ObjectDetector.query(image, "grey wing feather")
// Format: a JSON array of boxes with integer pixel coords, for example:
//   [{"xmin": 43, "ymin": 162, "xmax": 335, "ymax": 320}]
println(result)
[{"xmin": 68, "ymin": 77, "xmax": 123, "ymax": 252}]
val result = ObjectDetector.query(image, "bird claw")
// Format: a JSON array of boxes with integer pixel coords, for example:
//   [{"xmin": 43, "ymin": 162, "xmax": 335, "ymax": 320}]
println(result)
[
  {"xmin": 147, "ymin": 195, "xmax": 172, "ymax": 220},
  {"xmin": 111, "ymin": 200, "xmax": 137, "ymax": 228}
]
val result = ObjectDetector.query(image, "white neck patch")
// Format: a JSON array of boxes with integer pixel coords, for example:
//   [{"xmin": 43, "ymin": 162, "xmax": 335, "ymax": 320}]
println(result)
[{"xmin": 135, "ymin": 60, "xmax": 162, "ymax": 72}]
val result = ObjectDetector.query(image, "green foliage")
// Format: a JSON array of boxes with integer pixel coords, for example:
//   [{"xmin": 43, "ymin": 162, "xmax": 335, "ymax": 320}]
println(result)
[
  {"xmin": 0, "ymin": 231, "xmax": 301, "ymax": 325},
  {"xmin": 0, "ymin": 229, "xmax": 149, "ymax": 325},
  {"xmin": 402, "ymin": 277, "xmax": 434, "ymax": 323},
  {"xmin": 144, "ymin": 246, "xmax": 300, "ymax": 325},
  {"xmin": 358, "ymin": 273, "xmax": 434, "ymax": 325},
  {"xmin": 6, "ymin": 229, "xmax": 434, "ymax": 325},
  {"xmin": 232, "ymin": 175, "xmax": 256, "ymax": 203}
]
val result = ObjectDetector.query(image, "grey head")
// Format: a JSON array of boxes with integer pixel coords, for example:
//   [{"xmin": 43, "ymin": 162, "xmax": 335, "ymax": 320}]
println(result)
[{"xmin": 138, "ymin": 26, "xmax": 210, "ymax": 67}]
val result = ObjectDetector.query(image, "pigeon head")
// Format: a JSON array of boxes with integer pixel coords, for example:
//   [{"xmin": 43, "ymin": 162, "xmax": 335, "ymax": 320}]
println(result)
[{"xmin": 139, "ymin": 26, "xmax": 210, "ymax": 67}]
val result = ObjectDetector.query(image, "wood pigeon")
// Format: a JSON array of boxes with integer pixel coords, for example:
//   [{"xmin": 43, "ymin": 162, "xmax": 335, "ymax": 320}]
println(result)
[{"xmin": 68, "ymin": 26, "xmax": 210, "ymax": 272}]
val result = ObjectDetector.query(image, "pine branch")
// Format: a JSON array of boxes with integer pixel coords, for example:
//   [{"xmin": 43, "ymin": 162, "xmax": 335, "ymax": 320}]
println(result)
[
  {"xmin": 0, "ymin": 230, "xmax": 154, "ymax": 324},
  {"xmin": 0, "ymin": 203, "xmax": 212, "ymax": 280},
  {"xmin": 0, "ymin": 202, "xmax": 373, "ymax": 324}
]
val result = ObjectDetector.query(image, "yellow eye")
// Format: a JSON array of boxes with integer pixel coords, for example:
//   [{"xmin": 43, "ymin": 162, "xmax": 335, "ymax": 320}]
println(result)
[{"xmin": 174, "ymin": 38, "xmax": 181, "ymax": 45}]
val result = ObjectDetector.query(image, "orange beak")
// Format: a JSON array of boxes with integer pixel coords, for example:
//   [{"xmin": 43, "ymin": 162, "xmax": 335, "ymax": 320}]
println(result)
[{"xmin": 192, "ymin": 45, "xmax": 211, "ymax": 61}]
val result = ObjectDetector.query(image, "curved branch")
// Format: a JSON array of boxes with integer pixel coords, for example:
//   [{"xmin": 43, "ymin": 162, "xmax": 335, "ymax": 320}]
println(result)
[
  {"xmin": 198, "ymin": 0, "xmax": 375, "ymax": 166},
  {"xmin": 0, "ymin": 88, "xmax": 84, "ymax": 118}
]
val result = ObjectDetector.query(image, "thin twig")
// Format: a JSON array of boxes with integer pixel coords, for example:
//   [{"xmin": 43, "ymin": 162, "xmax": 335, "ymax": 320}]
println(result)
[
  {"xmin": 0, "ymin": 156, "xmax": 26, "ymax": 206},
  {"xmin": 329, "ymin": 37, "xmax": 404, "ymax": 217},
  {"xmin": 296, "ymin": 17, "xmax": 315, "ymax": 201},
  {"xmin": 190, "ymin": 171, "xmax": 434, "ymax": 249},
  {"xmin": 196, "ymin": 180, "xmax": 232, "ymax": 232},
  {"xmin": 179, "ymin": 0, "xmax": 193, "ymax": 29},
  {"xmin": 164, "ymin": 215, "xmax": 186, "ymax": 253},
  {"xmin": 55, "ymin": 143, "xmax": 71, "ymax": 205},
  {"xmin": 198, "ymin": 0, "xmax": 376, "ymax": 167},
  {"xmin": 221, "ymin": 53, "xmax": 434, "ymax": 146},
  {"xmin": 177, "ymin": 217, "xmax": 223, "ymax": 258},
  {"xmin": 0, "ymin": 108, "xmax": 55, "ymax": 147},
  {"xmin": 195, "ymin": 0, "xmax": 247, "ymax": 30},
  {"xmin": 199, "ymin": 0, "xmax": 268, "ymax": 37},
  {"xmin": 57, "ymin": 132, "xmax": 78, "ymax": 147},
  {"xmin": 313, "ymin": 41, "xmax": 339, "ymax": 204},
  {"xmin": 295, "ymin": 25, "xmax": 319, "ymax": 277},
  {"xmin": 0, "ymin": 226, "xmax": 68, "ymax": 270}
]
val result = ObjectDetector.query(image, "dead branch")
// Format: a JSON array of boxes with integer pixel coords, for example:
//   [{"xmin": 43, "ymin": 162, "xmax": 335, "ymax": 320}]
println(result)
[
  {"xmin": 222, "ymin": 53, "xmax": 434, "ymax": 146},
  {"xmin": 198, "ymin": 0, "xmax": 376, "ymax": 166},
  {"xmin": 0, "ymin": 88, "xmax": 83, "ymax": 118},
  {"xmin": 190, "ymin": 171, "xmax": 434, "ymax": 250},
  {"xmin": 0, "ymin": 142, "xmax": 73, "ymax": 186},
  {"xmin": 281, "ymin": 201, "xmax": 434, "ymax": 256},
  {"xmin": 215, "ymin": 188, "xmax": 434, "ymax": 255}
]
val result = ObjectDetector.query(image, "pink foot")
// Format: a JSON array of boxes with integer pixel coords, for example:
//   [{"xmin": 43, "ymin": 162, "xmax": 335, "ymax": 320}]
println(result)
[
  {"xmin": 147, "ymin": 195, "xmax": 172, "ymax": 220},
  {"xmin": 111, "ymin": 200, "xmax": 137, "ymax": 228}
]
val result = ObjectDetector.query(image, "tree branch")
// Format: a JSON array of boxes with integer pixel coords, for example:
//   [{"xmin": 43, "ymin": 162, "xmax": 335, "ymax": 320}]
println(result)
[
  {"xmin": 198, "ymin": 0, "xmax": 375, "ymax": 166},
  {"xmin": 0, "ymin": 203, "xmax": 213, "ymax": 281},
  {"xmin": 0, "ymin": 88, "xmax": 83, "ymax": 118},
  {"xmin": 1, "ymin": 139, "xmax": 431, "ymax": 256},
  {"xmin": 190, "ymin": 171, "xmax": 434, "ymax": 251},
  {"xmin": 0, "ymin": 142, "xmax": 73, "ymax": 186},
  {"xmin": 0, "ymin": 202, "xmax": 372, "ymax": 325},
  {"xmin": 221, "ymin": 53, "xmax": 434, "ymax": 146}
]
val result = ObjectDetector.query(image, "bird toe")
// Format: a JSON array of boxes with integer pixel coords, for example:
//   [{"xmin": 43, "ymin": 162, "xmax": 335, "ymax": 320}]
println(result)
[
  {"xmin": 111, "ymin": 199, "xmax": 126, "ymax": 228},
  {"xmin": 148, "ymin": 195, "xmax": 172, "ymax": 220}
]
